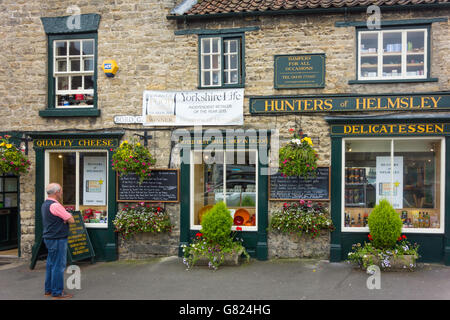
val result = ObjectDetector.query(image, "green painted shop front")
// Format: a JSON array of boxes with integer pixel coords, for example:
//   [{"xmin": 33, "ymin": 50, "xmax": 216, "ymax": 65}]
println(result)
[
  {"xmin": 177, "ymin": 130, "xmax": 271, "ymax": 260},
  {"xmin": 326, "ymin": 114, "xmax": 450, "ymax": 265},
  {"xmin": 30, "ymin": 132, "xmax": 124, "ymax": 263}
]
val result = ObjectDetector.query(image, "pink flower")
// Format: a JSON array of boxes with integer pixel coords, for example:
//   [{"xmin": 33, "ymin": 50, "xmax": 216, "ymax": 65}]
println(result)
[
  {"xmin": 142, "ymin": 162, "xmax": 146, "ymax": 165},
  {"xmin": 299, "ymin": 199, "xmax": 305, "ymax": 205}
]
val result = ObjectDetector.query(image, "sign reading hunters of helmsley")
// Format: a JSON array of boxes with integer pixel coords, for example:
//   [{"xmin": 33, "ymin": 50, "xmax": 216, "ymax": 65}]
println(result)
[{"xmin": 250, "ymin": 92, "xmax": 450, "ymax": 114}]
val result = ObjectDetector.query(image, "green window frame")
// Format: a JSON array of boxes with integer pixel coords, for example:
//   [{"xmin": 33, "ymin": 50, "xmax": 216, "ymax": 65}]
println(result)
[
  {"xmin": 40, "ymin": 32, "xmax": 99, "ymax": 117},
  {"xmin": 354, "ymin": 25, "xmax": 435, "ymax": 83},
  {"xmin": 198, "ymin": 34, "xmax": 245, "ymax": 89}
]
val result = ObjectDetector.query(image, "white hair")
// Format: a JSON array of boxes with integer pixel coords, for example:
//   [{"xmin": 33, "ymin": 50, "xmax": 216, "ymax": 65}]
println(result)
[{"xmin": 46, "ymin": 183, "xmax": 61, "ymax": 195}]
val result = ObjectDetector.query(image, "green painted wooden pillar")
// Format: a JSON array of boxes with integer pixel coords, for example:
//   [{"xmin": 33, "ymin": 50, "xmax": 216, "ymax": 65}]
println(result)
[
  {"xmin": 444, "ymin": 137, "xmax": 450, "ymax": 265},
  {"xmin": 178, "ymin": 153, "xmax": 190, "ymax": 257},
  {"xmin": 256, "ymin": 156, "xmax": 268, "ymax": 260},
  {"xmin": 330, "ymin": 137, "xmax": 342, "ymax": 262}
]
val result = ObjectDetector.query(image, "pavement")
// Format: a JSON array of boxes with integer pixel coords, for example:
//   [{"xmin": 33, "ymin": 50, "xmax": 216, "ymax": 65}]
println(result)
[{"xmin": 1, "ymin": 256, "xmax": 450, "ymax": 301}]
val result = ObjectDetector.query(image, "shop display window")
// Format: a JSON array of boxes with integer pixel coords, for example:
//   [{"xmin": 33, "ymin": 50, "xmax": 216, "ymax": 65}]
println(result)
[
  {"xmin": 47, "ymin": 151, "xmax": 108, "ymax": 228},
  {"xmin": 191, "ymin": 150, "xmax": 257, "ymax": 230},
  {"xmin": 343, "ymin": 138, "xmax": 444, "ymax": 232},
  {"xmin": 0, "ymin": 176, "xmax": 18, "ymax": 209},
  {"xmin": 358, "ymin": 28, "xmax": 427, "ymax": 80}
]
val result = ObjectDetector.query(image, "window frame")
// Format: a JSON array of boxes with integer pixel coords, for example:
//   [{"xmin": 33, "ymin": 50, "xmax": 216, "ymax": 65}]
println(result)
[
  {"xmin": 44, "ymin": 149, "xmax": 108, "ymax": 229},
  {"xmin": 189, "ymin": 149, "xmax": 258, "ymax": 231},
  {"xmin": 42, "ymin": 32, "xmax": 99, "ymax": 117},
  {"xmin": 198, "ymin": 33, "xmax": 245, "ymax": 89},
  {"xmin": 341, "ymin": 136, "xmax": 445, "ymax": 234},
  {"xmin": 356, "ymin": 25, "xmax": 431, "ymax": 82}
]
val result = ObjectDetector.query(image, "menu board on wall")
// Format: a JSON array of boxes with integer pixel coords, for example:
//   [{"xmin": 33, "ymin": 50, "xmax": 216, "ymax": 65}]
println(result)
[
  {"xmin": 83, "ymin": 156, "xmax": 106, "ymax": 206},
  {"xmin": 376, "ymin": 156, "xmax": 403, "ymax": 209},
  {"xmin": 269, "ymin": 167, "xmax": 330, "ymax": 200},
  {"xmin": 67, "ymin": 211, "xmax": 95, "ymax": 262},
  {"xmin": 117, "ymin": 169, "xmax": 179, "ymax": 202}
]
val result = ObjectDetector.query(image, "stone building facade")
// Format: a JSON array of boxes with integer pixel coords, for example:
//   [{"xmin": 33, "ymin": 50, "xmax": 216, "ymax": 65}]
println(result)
[{"xmin": 0, "ymin": 0, "xmax": 449, "ymax": 263}]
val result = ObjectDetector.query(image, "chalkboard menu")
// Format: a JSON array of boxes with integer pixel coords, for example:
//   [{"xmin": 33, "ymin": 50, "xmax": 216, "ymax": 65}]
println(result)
[
  {"xmin": 269, "ymin": 167, "xmax": 330, "ymax": 200},
  {"xmin": 68, "ymin": 211, "xmax": 95, "ymax": 262},
  {"xmin": 117, "ymin": 169, "xmax": 179, "ymax": 202}
]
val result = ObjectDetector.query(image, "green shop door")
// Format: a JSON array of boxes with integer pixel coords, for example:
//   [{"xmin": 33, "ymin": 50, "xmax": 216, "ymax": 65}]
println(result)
[
  {"xmin": 30, "ymin": 133, "xmax": 123, "ymax": 265},
  {"xmin": 0, "ymin": 175, "xmax": 19, "ymax": 252}
]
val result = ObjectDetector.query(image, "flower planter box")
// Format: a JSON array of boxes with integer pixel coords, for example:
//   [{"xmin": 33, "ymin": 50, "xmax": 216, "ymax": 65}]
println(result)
[
  {"xmin": 192, "ymin": 249, "xmax": 244, "ymax": 267},
  {"xmin": 360, "ymin": 254, "xmax": 418, "ymax": 272},
  {"xmin": 268, "ymin": 230, "xmax": 330, "ymax": 259}
]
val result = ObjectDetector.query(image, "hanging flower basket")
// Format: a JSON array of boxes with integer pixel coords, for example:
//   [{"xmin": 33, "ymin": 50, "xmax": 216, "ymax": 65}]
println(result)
[
  {"xmin": 0, "ymin": 135, "xmax": 31, "ymax": 176},
  {"xmin": 279, "ymin": 129, "xmax": 318, "ymax": 178},
  {"xmin": 111, "ymin": 139, "xmax": 156, "ymax": 183}
]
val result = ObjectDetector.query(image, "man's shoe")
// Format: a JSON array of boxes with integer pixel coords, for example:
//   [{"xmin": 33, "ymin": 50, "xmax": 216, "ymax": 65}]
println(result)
[
  {"xmin": 52, "ymin": 291, "xmax": 73, "ymax": 299},
  {"xmin": 44, "ymin": 292, "xmax": 52, "ymax": 297}
]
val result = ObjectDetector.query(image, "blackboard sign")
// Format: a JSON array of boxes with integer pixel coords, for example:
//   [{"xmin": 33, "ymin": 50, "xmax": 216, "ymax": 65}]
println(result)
[
  {"xmin": 117, "ymin": 169, "xmax": 179, "ymax": 202},
  {"xmin": 274, "ymin": 53, "xmax": 325, "ymax": 89},
  {"xmin": 269, "ymin": 167, "xmax": 330, "ymax": 200},
  {"xmin": 67, "ymin": 211, "xmax": 95, "ymax": 262}
]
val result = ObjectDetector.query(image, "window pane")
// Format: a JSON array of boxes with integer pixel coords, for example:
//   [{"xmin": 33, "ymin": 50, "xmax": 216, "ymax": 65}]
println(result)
[
  {"xmin": 69, "ymin": 41, "xmax": 81, "ymax": 55},
  {"xmin": 82, "ymin": 40, "xmax": 94, "ymax": 55},
  {"xmin": 203, "ymin": 71, "xmax": 210, "ymax": 86},
  {"xmin": 70, "ymin": 58, "xmax": 81, "ymax": 72},
  {"xmin": 229, "ymin": 40, "xmax": 237, "ymax": 53},
  {"xmin": 212, "ymin": 71, "xmax": 220, "ymax": 85},
  {"xmin": 360, "ymin": 32, "xmax": 378, "ymax": 78},
  {"xmin": 407, "ymin": 31, "xmax": 425, "ymax": 76},
  {"xmin": 49, "ymin": 152, "xmax": 76, "ymax": 206},
  {"xmin": 394, "ymin": 139, "xmax": 441, "ymax": 229},
  {"xmin": 202, "ymin": 55, "xmax": 210, "ymax": 69},
  {"xmin": 56, "ymin": 59, "xmax": 67, "ymax": 72},
  {"xmin": 55, "ymin": 41, "xmax": 67, "ymax": 56},
  {"xmin": 383, "ymin": 32, "xmax": 402, "ymax": 53},
  {"xmin": 230, "ymin": 54, "xmax": 238, "ymax": 69},
  {"xmin": 230, "ymin": 71, "xmax": 238, "ymax": 84},
  {"xmin": 202, "ymin": 38, "xmax": 210, "ymax": 53},
  {"xmin": 344, "ymin": 140, "xmax": 391, "ymax": 228},
  {"xmin": 225, "ymin": 151, "xmax": 256, "ymax": 227},
  {"xmin": 57, "ymin": 76, "xmax": 69, "ymax": 90},
  {"xmin": 212, "ymin": 55, "xmax": 219, "ymax": 69},
  {"xmin": 84, "ymin": 76, "xmax": 94, "ymax": 90},
  {"xmin": 71, "ymin": 76, "xmax": 82, "ymax": 90},
  {"xmin": 212, "ymin": 38, "xmax": 219, "ymax": 53},
  {"xmin": 192, "ymin": 151, "xmax": 224, "ymax": 226},
  {"xmin": 79, "ymin": 152, "xmax": 108, "ymax": 224},
  {"xmin": 83, "ymin": 58, "xmax": 94, "ymax": 71}
]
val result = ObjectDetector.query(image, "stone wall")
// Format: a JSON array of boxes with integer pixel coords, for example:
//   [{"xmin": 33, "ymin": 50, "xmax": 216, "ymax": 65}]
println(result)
[
  {"xmin": 268, "ymin": 231, "xmax": 331, "ymax": 259},
  {"xmin": 0, "ymin": 0, "xmax": 448, "ymax": 258}
]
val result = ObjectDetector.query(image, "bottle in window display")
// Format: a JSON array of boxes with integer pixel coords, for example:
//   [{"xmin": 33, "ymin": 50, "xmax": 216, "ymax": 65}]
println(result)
[
  {"xmin": 351, "ymin": 216, "xmax": 355, "ymax": 227},
  {"xmin": 418, "ymin": 212, "xmax": 422, "ymax": 228},
  {"xmin": 357, "ymin": 213, "xmax": 362, "ymax": 227},
  {"xmin": 363, "ymin": 212, "xmax": 369, "ymax": 227},
  {"xmin": 345, "ymin": 213, "xmax": 350, "ymax": 227}
]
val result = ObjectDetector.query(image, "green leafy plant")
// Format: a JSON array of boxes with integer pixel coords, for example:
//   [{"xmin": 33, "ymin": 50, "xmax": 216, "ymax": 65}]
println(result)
[
  {"xmin": 111, "ymin": 139, "xmax": 156, "ymax": 183},
  {"xmin": 113, "ymin": 202, "xmax": 173, "ymax": 239},
  {"xmin": 269, "ymin": 200, "xmax": 334, "ymax": 239},
  {"xmin": 279, "ymin": 129, "xmax": 318, "ymax": 178},
  {"xmin": 0, "ymin": 135, "xmax": 31, "ymax": 175},
  {"xmin": 182, "ymin": 202, "xmax": 250, "ymax": 270},
  {"xmin": 241, "ymin": 196, "xmax": 255, "ymax": 207},
  {"xmin": 368, "ymin": 199, "xmax": 403, "ymax": 249}
]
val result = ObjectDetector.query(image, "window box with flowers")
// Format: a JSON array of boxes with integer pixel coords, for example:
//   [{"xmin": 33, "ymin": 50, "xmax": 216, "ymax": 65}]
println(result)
[
  {"xmin": 268, "ymin": 200, "xmax": 335, "ymax": 259},
  {"xmin": 0, "ymin": 135, "xmax": 31, "ymax": 176},
  {"xmin": 279, "ymin": 129, "xmax": 318, "ymax": 178}
]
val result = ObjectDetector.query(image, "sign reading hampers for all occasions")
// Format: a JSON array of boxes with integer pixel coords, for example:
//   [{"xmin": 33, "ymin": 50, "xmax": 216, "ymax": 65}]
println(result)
[
  {"xmin": 274, "ymin": 53, "xmax": 325, "ymax": 89},
  {"xmin": 269, "ymin": 167, "xmax": 330, "ymax": 201},
  {"xmin": 67, "ymin": 211, "xmax": 95, "ymax": 262},
  {"xmin": 117, "ymin": 169, "xmax": 179, "ymax": 202},
  {"xmin": 142, "ymin": 89, "xmax": 244, "ymax": 126}
]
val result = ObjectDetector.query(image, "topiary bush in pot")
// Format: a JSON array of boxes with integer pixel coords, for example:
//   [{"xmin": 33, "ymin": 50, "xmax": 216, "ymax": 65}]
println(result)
[
  {"xmin": 368, "ymin": 199, "xmax": 403, "ymax": 249},
  {"xmin": 200, "ymin": 201, "xmax": 233, "ymax": 246}
]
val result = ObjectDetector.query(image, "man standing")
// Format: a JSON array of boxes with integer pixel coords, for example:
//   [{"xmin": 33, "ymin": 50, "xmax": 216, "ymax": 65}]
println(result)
[{"xmin": 42, "ymin": 183, "xmax": 75, "ymax": 299}]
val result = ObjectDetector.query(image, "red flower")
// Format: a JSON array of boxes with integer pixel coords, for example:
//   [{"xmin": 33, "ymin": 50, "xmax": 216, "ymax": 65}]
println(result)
[
  {"xmin": 196, "ymin": 232, "xmax": 202, "ymax": 238},
  {"xmin": 236, "ymin": 227, "xmax": 242, "ymax": 231},
  {"xmin": 289, "ymin": 128, "xmax": 295, "ymax": 132},
  {"xmin": 157, "ymin": 207, "xmax": 161, "ymax": 212},
  {"xmin": 368, "ymin": 234, "xmax": 373, "ymax": 241},
  {"xmin": 402, "ymin": 235, "xmax": 407, "ymax": 240}
]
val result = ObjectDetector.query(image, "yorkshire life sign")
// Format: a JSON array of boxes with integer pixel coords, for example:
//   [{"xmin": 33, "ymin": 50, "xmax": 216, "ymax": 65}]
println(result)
[
  {"xmin": 142, "ymin": 89, "xmax": 244, "ymax": 126},
  {"xmin": 250, "ymin": 92, "xmax": 450, "ymax": 114}
]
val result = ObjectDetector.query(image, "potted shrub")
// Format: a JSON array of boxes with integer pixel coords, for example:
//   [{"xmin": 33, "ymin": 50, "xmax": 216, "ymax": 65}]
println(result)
[
  {"xmin": 113, "ymin": 202, "xmax": 173, "ymax": 240},
  {"xmin": 347, "ymin": 199, "xmax": 420, "ymax": 271},
  {"xmin": 111, "ymin": 139, "xmax": 156, "ymax": 184},
  {"xmin": 279, "ymin": 128, "xmax": 318, "ymax": 178},
  {"xmin": 0, "ymin": 135, "xmax": 31, "ymax": 175},
  {"xmin": 182, "ymin": 202, "xmax": 250, "ymax": 270}
]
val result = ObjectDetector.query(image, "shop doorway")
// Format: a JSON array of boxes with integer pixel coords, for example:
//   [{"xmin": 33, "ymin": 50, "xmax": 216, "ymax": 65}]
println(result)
[{"xmin": 0, "ymin": 175, "xmax": 20, "ymax": 256}]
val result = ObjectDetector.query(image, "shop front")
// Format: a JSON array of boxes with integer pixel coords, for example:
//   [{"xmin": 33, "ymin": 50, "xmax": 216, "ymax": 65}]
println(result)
[
  {"xmin": 326, "ymin": 114, "xmax": 450, "ymax": 264},
  {"xmin": 30, "ymin": 132, "xmax": 124, "ymax": 263},
  {"xmin": 178, "ymin": 130, "xmax": 271, "ymax": 260}
]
